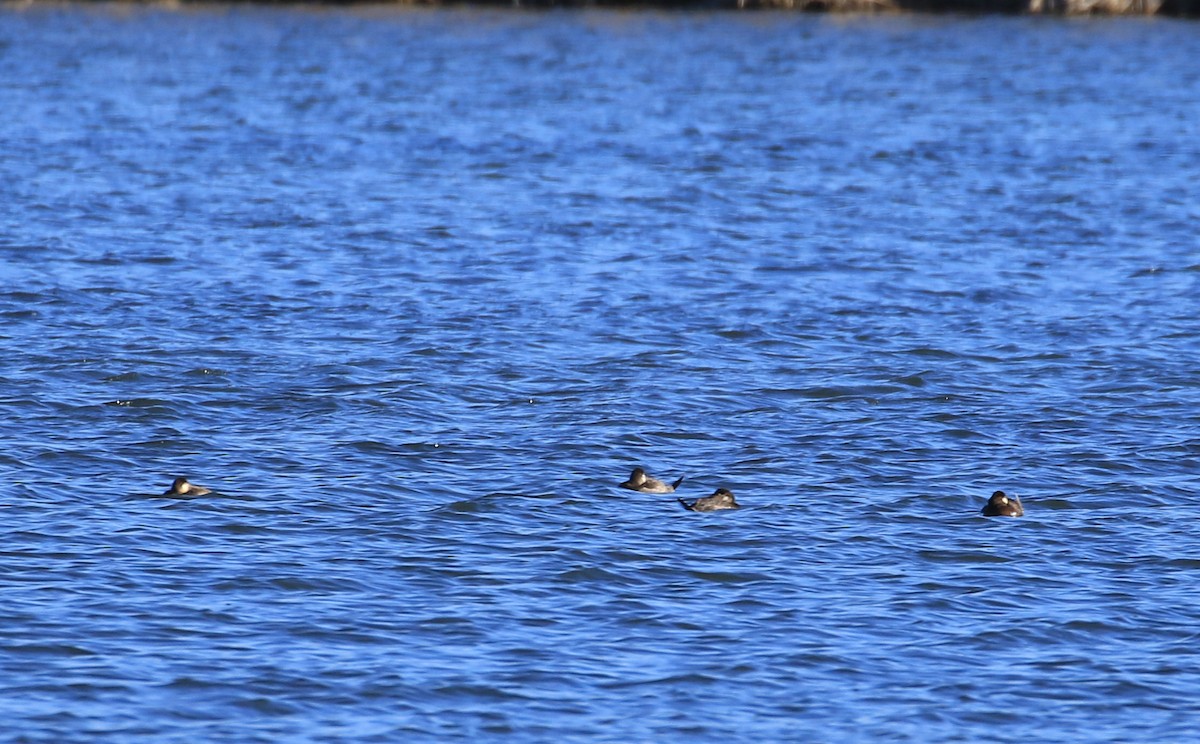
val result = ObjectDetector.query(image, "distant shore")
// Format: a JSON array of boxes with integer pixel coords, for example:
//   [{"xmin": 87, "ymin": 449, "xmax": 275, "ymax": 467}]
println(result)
[{"xmin": 6, "ymin": 0, "xmax": 1200, "ymax": 14}]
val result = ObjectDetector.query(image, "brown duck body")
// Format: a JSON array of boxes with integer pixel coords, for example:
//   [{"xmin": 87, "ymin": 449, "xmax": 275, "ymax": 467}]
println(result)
[
  {"xmin": 981, "ymin": 490, "xmax": 1023, "ymax": 517},
  {"xmin": 679, "ymin": 488, "xmax": 739, "ymax": 512},
  {"xmin": 163, "ymin": 477, "xmax": 212, "ymax": 497},
  {"xmin": 620, "ymin": 467, "xmax": 685, "ymax": 494}
]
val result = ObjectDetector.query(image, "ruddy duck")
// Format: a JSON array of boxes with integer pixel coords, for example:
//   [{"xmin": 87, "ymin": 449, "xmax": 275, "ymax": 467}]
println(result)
[
  {"xmin": 620, "ymin": 467, "xmax": 685, "ymax": 494},
  {"xmin": 981, "ymin": 490, "xmax": 1022, "ymax": 517},
  {"xmin": 163, "ymin": 477, "xmax": 212, "ymax": 497},
  {"xmin": 679, "ymin": 488, "xmax": 739, "ymax": 512}
]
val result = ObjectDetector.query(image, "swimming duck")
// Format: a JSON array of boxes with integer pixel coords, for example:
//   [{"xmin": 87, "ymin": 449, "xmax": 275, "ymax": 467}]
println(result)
[
  {"xmin": 620, "ymin": 467, "xmax": 685, "ymax": 494},
  {"xmin": 679, "ymin": 488, "xmax": 739, "ymax": 512},
  {"xmin": 163, "ymin": 477, "xmax": 212, "ymax": 497},
  {"xmin": 981, "ymin": 490, "xmax": 1022, "ymax": 517}
]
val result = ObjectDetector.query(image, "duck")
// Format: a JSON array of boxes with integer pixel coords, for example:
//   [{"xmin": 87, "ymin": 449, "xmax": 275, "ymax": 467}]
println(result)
[
  {"xmin": 981, "ymin": 490, "xmax": 1022, "ymax": 517},
  {"xmin": 679, "ymin": 488, "xmax": 739, "ymax": 512},
  {"xmin": 163, "ymin": 477, "xmax": 212, "ymax": 497},
  {"xmin": 620, "ymin": 467, "xmax": 685, "ymax": 494}
]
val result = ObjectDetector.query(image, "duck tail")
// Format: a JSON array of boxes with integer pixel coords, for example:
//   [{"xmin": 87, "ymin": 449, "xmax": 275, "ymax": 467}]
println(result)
[
  {"xmin": 677, "ymin": 497, "xmax": 694, "ymax": 511},
  {"xmin": 671, "ymin": 475, "xmax": 685, "ymax": 490}
]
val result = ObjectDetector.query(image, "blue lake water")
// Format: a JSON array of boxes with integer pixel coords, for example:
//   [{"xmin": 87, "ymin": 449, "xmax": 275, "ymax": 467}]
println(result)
[{"xmin": 2, "ymin": 6, "xmax": 1200, "ymax": 741}]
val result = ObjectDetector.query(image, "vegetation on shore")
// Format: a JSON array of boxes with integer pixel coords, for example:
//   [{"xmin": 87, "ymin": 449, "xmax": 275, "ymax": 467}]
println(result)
[
  {"xmin": 745, "ymin": 0, "xmax": 1188, "ymax": 11},
  {"xmin": 6, "ymin": 0, "xmax": 1198, "ymax": 14}
]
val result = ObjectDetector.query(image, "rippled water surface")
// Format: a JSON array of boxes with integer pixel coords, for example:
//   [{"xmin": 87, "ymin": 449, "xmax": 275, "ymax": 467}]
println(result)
[{"xmin": 2, "ymin": 6, "xmax": 1200, "ymax": 741}]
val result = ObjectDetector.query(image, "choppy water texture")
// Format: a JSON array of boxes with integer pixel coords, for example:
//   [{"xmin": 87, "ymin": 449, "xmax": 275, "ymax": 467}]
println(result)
[{"xmin": 2, "ymin": 6, "xmax": 1200, "ymax": 741}]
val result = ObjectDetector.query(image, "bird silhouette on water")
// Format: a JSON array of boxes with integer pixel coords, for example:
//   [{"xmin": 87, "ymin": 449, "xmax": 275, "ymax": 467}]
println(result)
[
  {"xmin": 163, "ymin": 477, "xmax": 211, "ymax": 497},
  {"xmin": 981, "ymin": 490, "xmax": 1023, "ymax": 517},
  {"xmin": 620, "ymin": 467, "xmax": 685, "ymax": 494},
  {"xmin": 678, "ymin": 488, "xmax": 740, "ymax": 512}
]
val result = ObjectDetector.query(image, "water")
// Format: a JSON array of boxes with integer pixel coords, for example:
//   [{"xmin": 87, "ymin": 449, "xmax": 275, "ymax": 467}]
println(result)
[{"xmin": 2, "ymin": 6, "xmax": 1200, "ymax": 741}]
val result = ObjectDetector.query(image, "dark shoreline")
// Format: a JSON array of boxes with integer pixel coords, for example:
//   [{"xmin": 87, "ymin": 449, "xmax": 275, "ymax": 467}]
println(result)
[{"xmin": 5, "ymin": 0, "xmax": 1200, "ymax": 14}]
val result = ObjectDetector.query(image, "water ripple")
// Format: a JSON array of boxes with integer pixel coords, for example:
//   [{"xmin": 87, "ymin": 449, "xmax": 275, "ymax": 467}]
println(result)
[{"xmin": 2, "ymin": 7, "xmax": 1199, "ymax": 743}]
